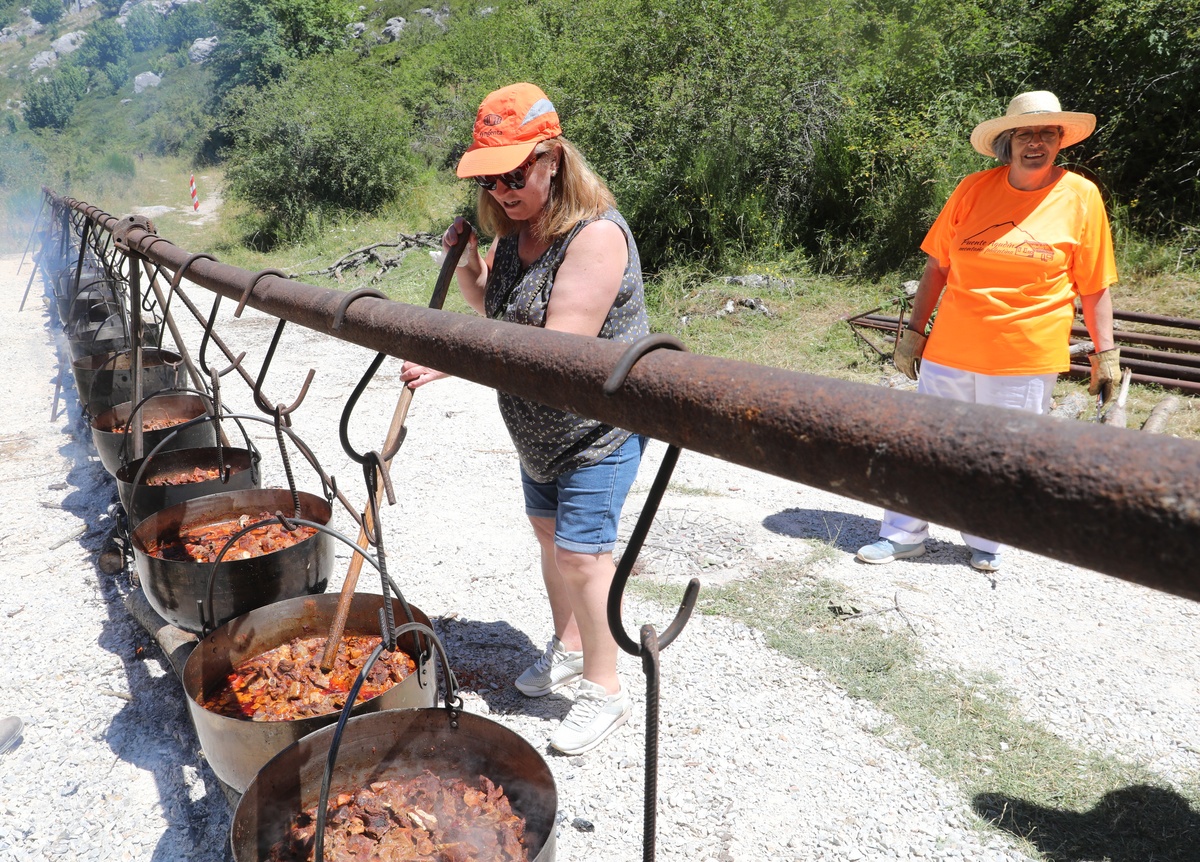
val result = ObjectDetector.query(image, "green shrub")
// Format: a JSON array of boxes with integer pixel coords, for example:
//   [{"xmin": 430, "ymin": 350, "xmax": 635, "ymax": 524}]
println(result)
[
  {"xmin": 96, "ymin": 0, "xmax": 123, "ymax": 16},
  {"xmin": 126, "ymin": 5, "xmax": 165, "ymax": 52},
  {"xmin": 102, "ymin": 152, "xmax": 137, "ymax": 177},
  {"xmin": 23, "ymin": 65, "xmax": 87, "ymax": 130},
  {"xmin": 221, "ymin": 53, "xmax": 413, "ymax": 243},
  {"xmin": 76, "ymin": 19, "xmax": 133, "ymax": 71},
  {"xmin": 163, "ymin": 2, "xmax": 212, "ymax": 50},
  {"xmin": 30, "ymin": 0, "xmax": 64, "ymax": 26}
]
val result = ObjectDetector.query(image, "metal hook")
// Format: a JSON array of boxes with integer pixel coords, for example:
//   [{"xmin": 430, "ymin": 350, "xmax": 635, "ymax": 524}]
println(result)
[
  {"xmin": 251, "ymin": 318, "xmax": 316, "ymax": 420},
  {"xmin": 332, "ymin": 287, "xmax": 387, "ymax": 330},
  {"xmin": 198, "ymin": 292, "xmax": 246, "ymax": 377},
  {"xmin": 235, "ymin": 267, "xmax": 288, "ymax": 318},
  {"xmin": 339, "ymin": 352, "xmax": 403, "ymax": 465},
  {"xmin": 603, "ymin": 334, "xmax": 697, "ymax": 655}
]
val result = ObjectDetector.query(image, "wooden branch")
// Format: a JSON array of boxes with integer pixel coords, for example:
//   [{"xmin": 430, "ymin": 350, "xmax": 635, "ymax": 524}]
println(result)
[
  {"xmin": 1100, "ymin": 368, "xmax": 1133, "ymax": 427},
  {"xmin": 1142, "ymin": 395, "xmax": 1181, "ymax": 434},
  {"xmin": 293, "ymin": 232, "xmax": 441, "ymax": 279}
]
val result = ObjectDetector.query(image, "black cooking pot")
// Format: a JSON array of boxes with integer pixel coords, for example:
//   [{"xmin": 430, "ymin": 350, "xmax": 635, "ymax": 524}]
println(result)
[
  {"xmin": 90, "ymin": 393, "xmax": 216, "ymax": 475},
  {"xmin": 230, "ymin": 706, "xmax": 558, "ymax": 862},
  {"xmin": 130, "ymin": 488, "xmax": 334, "ymax": 633},
  {"xmin": 116, "ymin": 445, "xmax": 260, "ymax": 526},
  {"xmin": 183, "ymin": 593, "xmax": 437, "ymax": 793},
  {"xmin": 71, "ymin": 348, "xmax": 185, "ymax": 416},
  {"xmin": 67, "ymin": 318, "xmax": 162, "ymax": 363},
  {"xmin": 53, "ymin": 267, "xmax": 109, "ymax": 324}
]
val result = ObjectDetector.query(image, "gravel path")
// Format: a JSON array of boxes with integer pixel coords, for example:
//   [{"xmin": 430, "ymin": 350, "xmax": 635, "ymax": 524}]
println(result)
[{"xmin": 1, "ymin": 251, "xmax": 1196, "ymax": 861}]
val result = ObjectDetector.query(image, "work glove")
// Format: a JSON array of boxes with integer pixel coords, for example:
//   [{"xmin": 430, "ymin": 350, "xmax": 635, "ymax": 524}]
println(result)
[
  {"xmin": 893, "ymin": 328, "xmax": 927, "ymax": 380},
  {"xmin": 1088, "ymin": 347, "xmax": 1121, "ymax": 405}
]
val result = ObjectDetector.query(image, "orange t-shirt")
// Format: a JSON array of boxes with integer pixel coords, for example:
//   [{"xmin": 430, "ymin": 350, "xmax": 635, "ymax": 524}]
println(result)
[{"xmin": 921, "ymin": 166, "xmax": 1117, "ymax": 375}]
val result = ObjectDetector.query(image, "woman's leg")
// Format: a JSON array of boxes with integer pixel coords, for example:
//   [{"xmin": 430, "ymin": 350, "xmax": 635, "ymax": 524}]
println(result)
[{"xmin": 528, "ymin": 515, "xmax": 581, "ymax": 651}]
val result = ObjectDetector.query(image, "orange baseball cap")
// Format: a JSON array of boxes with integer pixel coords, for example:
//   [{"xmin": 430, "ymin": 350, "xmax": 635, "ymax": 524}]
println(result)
[{"xmin": 456, "ymin": 83, "xmax": 562, "ymax": 178}]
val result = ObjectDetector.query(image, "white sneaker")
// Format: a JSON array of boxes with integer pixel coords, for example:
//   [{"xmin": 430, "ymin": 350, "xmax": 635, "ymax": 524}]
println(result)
[
  {"xmin": 549, "ymin": 680, "xmax": 631, "ymax": 755},
  {"xmin": 514, "ymin": 636, "xmax": 584, "ymax": 697}
]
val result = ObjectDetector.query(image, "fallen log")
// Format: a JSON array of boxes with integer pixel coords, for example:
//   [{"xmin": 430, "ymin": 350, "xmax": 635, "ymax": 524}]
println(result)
[{"xmin": 1142, "ymin": 396, "xmax": 1182, "ymax": 435}]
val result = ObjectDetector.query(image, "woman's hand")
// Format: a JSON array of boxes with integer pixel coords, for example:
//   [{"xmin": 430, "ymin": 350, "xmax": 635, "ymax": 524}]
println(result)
[
  {"xmin": 442, "ymin": 216, "xmax": 488, "ymax": 315},
  {"xmin": 400, "ymin": 361, "xmax": 449, "ymax": 389},
  {"xmin": 443, "ymin": 216, "xmax": 477, "ymax": 264}
]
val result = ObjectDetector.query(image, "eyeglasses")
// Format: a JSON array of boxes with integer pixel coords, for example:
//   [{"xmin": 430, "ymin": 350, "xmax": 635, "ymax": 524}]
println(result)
[
  {"xmin": 1011, "ymin": 128, "xmax": 1061, "ymax": 145},
  {"xmin": 473, "ymin": 152, "xmax": 545, "ymax": 191}
]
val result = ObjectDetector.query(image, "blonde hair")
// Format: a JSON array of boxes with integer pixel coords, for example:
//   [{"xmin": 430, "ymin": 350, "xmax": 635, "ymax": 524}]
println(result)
[{"xmin": 476, "ymin": 137, "xmax": 616, "ymax": 243}]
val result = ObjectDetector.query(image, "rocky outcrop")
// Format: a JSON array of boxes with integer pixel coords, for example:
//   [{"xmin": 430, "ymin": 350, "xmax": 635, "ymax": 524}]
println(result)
[
  {"xmin": 187, "ymin": 35, "xmax": 218, "ymax": 63},
  {"xmin": 30, "ymin": 51, "xmax": 58, "ymax": 71},
  {"xmin": 380, "ymin": 16, "xmax": 407, "ymax": 40},
  {"xmin": 51, "ymin": 32, "xmax": 87, "ymax": 56},
  {"xmin": 133, "ymin": 71, "xmax": 162, "ymax": 93}
]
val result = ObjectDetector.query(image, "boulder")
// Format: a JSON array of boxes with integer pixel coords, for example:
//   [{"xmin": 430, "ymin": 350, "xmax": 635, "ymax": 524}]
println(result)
[
  {"xmin": 348, "ymin": 21, "xmax": 367, "ymax": 38},
  {"xmin": 414, "ymin": 6, "xmax": 449, "ymax": 30},
  {"xmin": 381, "ymin": 16, "xmax": 407, "ymax": 40},
  {"xmin": 30, "ymin": 51, "xmax": 58, "ymax": 72},
  {"xmin": 187, "ymin": 36, "xmax": 218, "ymax": 63},
  {"xmin": 51, "ymin": 32, "xmax": 87, "ymax": 56},
  {"xmin": 133, "ymin": 71, "xmax": 162, "ymax": 93}
]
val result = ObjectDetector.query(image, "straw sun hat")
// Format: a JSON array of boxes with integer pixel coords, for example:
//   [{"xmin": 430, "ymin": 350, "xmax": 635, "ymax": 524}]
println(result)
[{"xmin": 970, "ymin": 91, "xmax": 1096, "ymax": 157}]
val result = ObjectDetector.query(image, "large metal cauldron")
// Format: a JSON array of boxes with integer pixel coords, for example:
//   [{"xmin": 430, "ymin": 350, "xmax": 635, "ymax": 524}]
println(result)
[
  {"xmin": 67, "ymin": 318, "xmax": 161, "ymax": 362},
  {"xmin": 116, "ymin": 445, "xmax": 260, "ymax": 526},
  {"xmin": 130, "ymin": 488, "xmax": 333, "ymax": 633},
  {"xmin": 53, "ymin": 267, "xmax": 110, "ymax": 324},
  {"xmin": 90, "ymin": 393, "xmax": 216, "ymax": 475},
  {"xmin": 182, "ymin": 594, "xmax": 437, "ymax": 793},
  {"xmin": 231, "ymin": 708, "xmax": 557, "ymax": 862},
  {"xmin": 71, "ymin": 348, "xmax": 184, "ymax": 415}
]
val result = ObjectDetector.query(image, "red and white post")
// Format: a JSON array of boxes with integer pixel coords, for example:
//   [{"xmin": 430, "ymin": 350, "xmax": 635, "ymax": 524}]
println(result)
[{"xmin": 189, "ymin": 174, "xmax": 199, "ymax": 211}]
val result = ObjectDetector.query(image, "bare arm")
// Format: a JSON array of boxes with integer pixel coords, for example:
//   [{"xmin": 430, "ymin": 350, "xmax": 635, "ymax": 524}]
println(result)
[
  {"xmin": 907, "ymin": 254, "xmax": 949, "ymax": 333},
  {"xmin": 1080, "ymin": 288, "xmax": 1115, "ymax": 352},
  {"xmin": 543, "ymin": 219, "xmax": 628, "ymax": 337}
]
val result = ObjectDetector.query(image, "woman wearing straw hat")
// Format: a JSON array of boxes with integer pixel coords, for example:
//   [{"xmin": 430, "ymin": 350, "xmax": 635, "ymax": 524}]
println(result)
[
  {"xmin": 401, "ymin": 83, "xmax": 648, "ymax": 754},
  {"xmin": 856, "ymin": 90, "xmax": 1119, "ymax": 573}
]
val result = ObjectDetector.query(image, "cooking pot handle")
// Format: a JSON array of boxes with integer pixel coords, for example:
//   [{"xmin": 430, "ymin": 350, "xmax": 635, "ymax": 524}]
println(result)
[
  {"xmin": 116, "ymin": 385, "xmax": 218, "ymax": 470},
  {"xmin": 197, "ymin": 516, "xmax": 429, "ymax": 666},
  {"xmin": 314, "ymin": 620, "xmax": 460, "ymax": 862},
  {"xmin": 126, "ymin": 406, "xmax": 260, "ymax": 517}
]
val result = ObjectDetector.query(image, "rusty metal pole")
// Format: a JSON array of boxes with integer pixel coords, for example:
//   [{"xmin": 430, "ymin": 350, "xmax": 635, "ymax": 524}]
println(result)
[
  {"xmin": 39, "ymin": 194, "xmax": 1200, "ymax": 602},
  {"xmin": 128, "ymin": 251, "xmax": 144, "ymax": 461}
]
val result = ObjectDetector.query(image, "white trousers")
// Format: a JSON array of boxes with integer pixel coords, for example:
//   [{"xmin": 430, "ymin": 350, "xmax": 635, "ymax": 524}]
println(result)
[{"xmin": 878, "ymin": 360, "xmax": 1056, "ymax": 554}]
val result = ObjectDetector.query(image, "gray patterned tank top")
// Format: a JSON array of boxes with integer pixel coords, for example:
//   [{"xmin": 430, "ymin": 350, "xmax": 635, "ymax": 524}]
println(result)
[{"xmin": 484, "ymin": 208, "xmax": 649, "ymax": 483}]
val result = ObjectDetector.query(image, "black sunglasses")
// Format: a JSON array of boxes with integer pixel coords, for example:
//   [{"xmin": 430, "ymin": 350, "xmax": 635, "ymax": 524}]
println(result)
[{"xmin": 473, "ymin": 152, "xmax": 545, "ymax": 191}]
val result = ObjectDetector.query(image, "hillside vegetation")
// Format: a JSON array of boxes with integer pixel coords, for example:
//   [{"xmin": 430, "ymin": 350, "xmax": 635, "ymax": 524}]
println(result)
[{"xmin": 2, "ymin": 0, "xmax": 1198, "ymax": 434}]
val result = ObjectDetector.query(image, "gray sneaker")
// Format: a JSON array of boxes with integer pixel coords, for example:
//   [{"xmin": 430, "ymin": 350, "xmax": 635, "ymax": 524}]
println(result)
[
  {"xmin": 970, "ymin": 550, "xmax": 1001, "ymax": 572},
  {"xmin": 549, "ymin": 680, "xmax": 631, "ymax": 755},
  {"xmin": 856, "ymin": 538, "xmax": 925, "ymax": 564},
  {"xmin": 514, "ymin": 636, "xmax": 584, "ymax": 697}
]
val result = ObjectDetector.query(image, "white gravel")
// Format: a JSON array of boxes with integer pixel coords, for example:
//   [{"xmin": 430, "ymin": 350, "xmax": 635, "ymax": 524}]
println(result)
[{"xmin": 1, "ymin": 250, "xmax": 1197, "ymax": 862}]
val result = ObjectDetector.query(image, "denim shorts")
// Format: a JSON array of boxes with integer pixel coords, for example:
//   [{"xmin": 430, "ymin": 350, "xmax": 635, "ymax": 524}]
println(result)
[{"xmin": 521, "ymin": 434, "xmax": 647, "ymax": 554}]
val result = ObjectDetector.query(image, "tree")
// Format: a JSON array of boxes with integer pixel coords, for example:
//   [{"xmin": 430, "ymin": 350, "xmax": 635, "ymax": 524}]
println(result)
[
  {"xmin": 221, "ymin": 54, "xmax": 412, "ymax": 243},
  {"xmin": 96, "ymin": 0, "xmax": 123, "ymax": 16},
  {"xmin": 206, "ymin": 0, "xmax": 358, "ymax": 95},
  {"xmin": 23, "ymin": 65, "xmax": 87, "ymax": 129},
  {"xmin": 30, "ymin": 0, "xmax": 64, "ymax": 26},
  {"xmin": 126, "ymin": 4, "xmax": 165, "ymax": 52},
  {"xmin": 163, "ymin": 2, "xmax": 211, "ymax": 50}
]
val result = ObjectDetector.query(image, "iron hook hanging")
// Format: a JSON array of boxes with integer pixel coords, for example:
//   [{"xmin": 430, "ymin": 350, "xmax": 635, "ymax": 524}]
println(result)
[
  {"xmin": 250, "ymin": 318, "xmax": 315, "ymax": 421},
  {"xmin": 601, "ymin": 333, "xmax": 697, "ymax": 862},
  {"xmin": 603, "ymin": 333, "xmax": 698, "ymax": 654}
]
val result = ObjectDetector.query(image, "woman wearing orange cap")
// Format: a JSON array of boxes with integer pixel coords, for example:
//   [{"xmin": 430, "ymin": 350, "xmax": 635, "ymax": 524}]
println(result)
[
  {"xmin": 856, "ymin": 91, "xmax": 1119, "ymax": 573},
  {"xmin": 402, "ymin": 83, "xmax": 648, "ymax": 754}
]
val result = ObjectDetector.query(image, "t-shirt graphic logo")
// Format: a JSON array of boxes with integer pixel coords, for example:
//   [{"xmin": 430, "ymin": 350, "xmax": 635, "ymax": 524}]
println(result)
[{"xmin": 960, "ymin": 221, "xmax": 1054, "ymax": 262}]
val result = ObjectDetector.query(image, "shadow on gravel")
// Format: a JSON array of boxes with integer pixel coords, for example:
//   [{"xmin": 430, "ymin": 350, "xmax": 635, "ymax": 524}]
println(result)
[
  {"xmin": 973, "ymin": 784, "xmax": 1200, "ymax": 861},
  {"xmin": 50, "ymin": 335, "xmax": 233, "ymax": 861},
  {"xmin": 433, "ymin": 617, "xmax": 574, "ymax": 719},
  {"xmin": 762, "ymin": 507, "xmax": 880, "ymax": 552}
]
